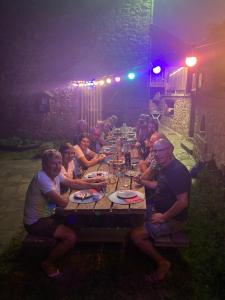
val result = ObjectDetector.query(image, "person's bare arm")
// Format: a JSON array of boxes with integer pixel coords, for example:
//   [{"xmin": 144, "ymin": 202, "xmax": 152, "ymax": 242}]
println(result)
[
  {"xmin": 134, "ymin": 172, "xmax": 157, "ymax": 190},
  {"xmin": 62, "ymin": 177, "xmax": 107, "ymax": 191},
  {"xmin": 45, "ymin": 190, "xmax": 69, "ymax": 207},
  {"xmin": 141, "ymin": 162, "xmax": 156, "ymax": 180},
  {"xmin": 151, "ymin": 193, "xmax": 188, "ymax": 223},
  {"xmin": 79, "ymin": 154, "xmax": 105, "ymax": 168},
  {"xmin": 139, "ymin": 160, "xmax": 148, "ymax": 173},
  {"xmin": 87, "ymin": 148, "xmax": 98, "ymax": 158},
  {"xmin": 140, "ymin": 178, "xmax": 158, "ymax": 189}
]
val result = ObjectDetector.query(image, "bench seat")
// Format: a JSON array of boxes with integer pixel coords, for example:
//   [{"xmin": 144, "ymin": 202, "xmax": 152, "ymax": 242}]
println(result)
[
  {"xmin": 153, "ymin": 231, "xmax": 190, "ymax": 248},
  {"xmin": 22, "ymin": 234, "xmax": 56, "ymax": 249}
]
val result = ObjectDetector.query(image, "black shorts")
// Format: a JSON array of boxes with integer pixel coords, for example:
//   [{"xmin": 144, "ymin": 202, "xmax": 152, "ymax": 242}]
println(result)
[{"xmin": 24, "ymin": 216, "xmax": 64, "ymax": 237}]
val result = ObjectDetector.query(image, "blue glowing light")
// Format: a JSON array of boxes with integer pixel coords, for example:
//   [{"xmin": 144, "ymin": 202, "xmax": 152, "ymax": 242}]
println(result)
[{"xmin": 127, "ymin": 72, "xmax": 135, "ymax": 80}]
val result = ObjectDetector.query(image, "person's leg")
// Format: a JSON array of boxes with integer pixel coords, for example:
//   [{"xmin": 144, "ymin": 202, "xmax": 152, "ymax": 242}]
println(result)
[
  {"xmin": 41, "ymin": 224, "xmax": 76, "ymax": 277},
  {"xmin": 131, "ymin": 225, "xmax": 170, "ymax": 280}
]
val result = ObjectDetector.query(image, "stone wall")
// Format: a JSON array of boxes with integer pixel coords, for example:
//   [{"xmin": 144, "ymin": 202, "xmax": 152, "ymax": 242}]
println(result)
[
  {"xmin": 0, "ymin": 88, "xmax": 80, "ymax": 140},
  {"xmin": 161, "ymin": 97, "xmax": 191, "ymax": 138},
  {"xmin": 193, "ymin": 95, "xmax": 225, "ymax": 170}
]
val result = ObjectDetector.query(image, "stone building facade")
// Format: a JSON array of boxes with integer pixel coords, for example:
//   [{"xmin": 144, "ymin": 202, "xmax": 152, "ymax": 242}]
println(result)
[
  {"xmin": 157, "ymin": 41, "xmax": 225, "ymax": 172},
  {"xmin": 160, "ymin": 95, "xmax": 191, "ymax": 138}
]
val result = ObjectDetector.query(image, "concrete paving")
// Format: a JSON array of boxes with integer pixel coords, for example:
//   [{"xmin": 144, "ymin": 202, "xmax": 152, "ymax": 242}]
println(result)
[{"xmin": 0, "ymin": 126, "xmax": 196, "ymax": 254}]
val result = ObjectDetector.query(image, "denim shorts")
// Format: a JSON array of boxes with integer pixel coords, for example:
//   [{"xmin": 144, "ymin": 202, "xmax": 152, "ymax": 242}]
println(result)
[{"xmin": 144, "ymin": 218, "xmax": 184, "ymax": 239}]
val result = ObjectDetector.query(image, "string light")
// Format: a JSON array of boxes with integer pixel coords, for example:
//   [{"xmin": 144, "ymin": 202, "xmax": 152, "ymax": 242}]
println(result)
[
  {"xmin": 127, "ymin": 72, "xmax": 136, "ymax": 80},
  {"xmin": 70, "ymin": 71, "xmax": 136, "ymax": 88}
]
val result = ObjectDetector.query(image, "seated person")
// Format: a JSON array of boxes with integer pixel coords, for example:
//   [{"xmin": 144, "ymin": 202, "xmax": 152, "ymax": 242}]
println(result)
[
  {"xmin": 23, "ymin": 149, "xmax": 106, "ymax": 278},
  {"xmin": 131, "ymin": 139, "xmax": 191, "ymax": 283},
  {"xmin": 73, "ymin": 134, "xmax": 105, "ymax": 177},
  {"xmin": 107, "ymin": 115, "xmax": 118, "ymax": 130},
  {"xmin": 73, "ymin": 119, "xmax": 88, "ymax": 145},
  {"xmin": 135, "ymin": 115, "xmax": 158, "ymax": 159},
  {"xmin": 59, "ymin": 143, "xmax": 75, "ymax": 179},
  {"xmin": 89, "ymin": 127, "xmax": 105, "ymax": 153},
  {"xmin": 139, "ymin": 132, "xmax": 166, "ymax": 173},
  {"xmin": 59, "ymin": 142, "xmax": 104, "ymax": 192}
]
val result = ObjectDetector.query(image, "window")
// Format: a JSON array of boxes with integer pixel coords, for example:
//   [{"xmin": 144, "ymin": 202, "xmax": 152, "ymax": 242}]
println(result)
[{"xmin": 38, "ymin": 95, "xmax": 50, "ymax": 113}]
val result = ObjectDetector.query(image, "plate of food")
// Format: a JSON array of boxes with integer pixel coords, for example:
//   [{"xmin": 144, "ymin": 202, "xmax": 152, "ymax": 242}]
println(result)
[
  {"xmin": 69, "ymin": 190, "xmax": 103, "ymax": 204},
  {"xmin": 84, "ymin": 171, "xmax": 108, "ymax": 179},
  {"xmin": 117, "ymin": 190, "xmax": 137, "ymax": 199},
  {"xmin": 73, "ymin": 190, "xmax": 93, "ymax": 199}
]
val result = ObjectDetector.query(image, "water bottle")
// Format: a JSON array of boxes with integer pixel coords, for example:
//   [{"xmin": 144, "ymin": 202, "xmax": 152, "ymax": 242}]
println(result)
[
  {"xmin": 116, "ymin": 138, "xmax": 123, "ymax": 158},
  {"xmin": 124, "ymin": 150, "xmax": 131, "ymax": 170}
]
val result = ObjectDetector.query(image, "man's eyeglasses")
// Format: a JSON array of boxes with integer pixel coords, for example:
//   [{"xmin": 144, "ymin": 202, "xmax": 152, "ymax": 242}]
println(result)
[{"xmin": 152, "ymin": 148, "xmax": 169, "ymax": 153}]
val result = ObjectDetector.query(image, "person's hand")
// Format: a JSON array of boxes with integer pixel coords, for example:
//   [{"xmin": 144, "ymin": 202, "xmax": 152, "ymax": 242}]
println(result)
[
  {"xmin": 97, "ymin": 154, "xmax": 106, "ymax": 161},
  {"xmin": 94, "ymin": 181, "xmax": 107, "ymax": 191},
  {"xmin": 133, "ymin": 174, "xmax": 142, "ymax": 184},
  {"xmin": 151, "ymin": 213, "xmax": 165, "ymax": 223},
  {"xmin": 135, "ymin": 142, "xmax": 141, "ymax": 148},
  {"xmin": 91, "ymin": 176, "xmax": 105, "ymax": 183},
  {"xmin": 86, "ymin": 177, "xmax": 104, "ymax": 183}
]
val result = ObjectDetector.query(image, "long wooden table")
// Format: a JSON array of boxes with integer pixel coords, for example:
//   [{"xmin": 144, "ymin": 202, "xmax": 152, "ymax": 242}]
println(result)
[
  {"xmin": 59, "ymin": 132, "xmax": 146, "ymax": 241},
  {"xmin": 62, "ymin": 154, "xmax": 146, "ymax": 242}
]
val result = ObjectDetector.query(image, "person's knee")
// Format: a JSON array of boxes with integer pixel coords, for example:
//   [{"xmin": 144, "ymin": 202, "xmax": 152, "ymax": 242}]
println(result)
[
  {"xmin": 66, "ymin": 228, "xmax": 76, "ymax": 246},
  {"xmin": 55, "ymin": 225, "xmax": 77, "ymax": 246},
  {"xmin": 131, "ymin": 228, "xmax": 142, "ymax": 245}
]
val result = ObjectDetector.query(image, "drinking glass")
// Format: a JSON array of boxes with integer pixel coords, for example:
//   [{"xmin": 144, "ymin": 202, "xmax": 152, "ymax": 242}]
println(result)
[
  {"xmin": 121, "ymin": 172, "xmax": 130, "ymax": 189},
  {"xmin": 108, "ymin": 160, "xmax": 117, "ymax": 184}
]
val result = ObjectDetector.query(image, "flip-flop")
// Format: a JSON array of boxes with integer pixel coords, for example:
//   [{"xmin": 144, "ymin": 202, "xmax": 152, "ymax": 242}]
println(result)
[
  {"xmin": 41, "ymin": 265, "xmax": 63, "ymax": 279},
  {"xmin": 47, "ymin": 268, "xmax": 63, "ymax": 279},
  {"xmin": 145, "ymin": 273, "xmax": 162, "ymax": 284},
  {"xmin": 145, "ymin": 271, "xmax": 170, "ymax": 284}
]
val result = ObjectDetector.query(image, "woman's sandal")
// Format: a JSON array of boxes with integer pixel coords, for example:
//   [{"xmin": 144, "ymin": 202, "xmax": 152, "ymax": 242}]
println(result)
[
  {"xmin": 145, "ymin": 265, "xmax": 171, "ymax": 284},
  {"xmin": 41, "ymin": 263, "xmax": 63, "ymax": 279}
]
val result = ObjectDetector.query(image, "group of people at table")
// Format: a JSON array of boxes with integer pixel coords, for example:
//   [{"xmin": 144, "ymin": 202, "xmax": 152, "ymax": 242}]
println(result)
[{"xmin": 23, "ymin": 113, "xmax": 191, "ymax": 283}]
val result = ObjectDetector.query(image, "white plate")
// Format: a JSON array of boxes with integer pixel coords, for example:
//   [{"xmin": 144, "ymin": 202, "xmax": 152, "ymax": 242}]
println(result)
[
  {"xmin": 108, "ymin": 191, "xmax": 144, "ymax": 205},
  {"xmin": 125, "ymin": 170, "xmax": 140, "ymax": 177},
  {"xmin": 84, "ymin": 171, "xmax": 108, "ymax": 179},
  {"xmin": 117, "ymin": 190, "xmax": 137, "ymax": 199}
]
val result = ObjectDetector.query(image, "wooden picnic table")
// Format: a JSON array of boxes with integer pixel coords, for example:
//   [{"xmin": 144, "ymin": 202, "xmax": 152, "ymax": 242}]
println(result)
[{"xmin": 62, "ymin": 146, "xmax": 146, "ymax": 242}]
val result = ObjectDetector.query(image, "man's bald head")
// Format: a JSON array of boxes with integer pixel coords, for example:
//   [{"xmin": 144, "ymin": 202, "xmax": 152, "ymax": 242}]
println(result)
[{"xmin": 152, "ymin": 138, "xmax": 174, "ymax": 166}]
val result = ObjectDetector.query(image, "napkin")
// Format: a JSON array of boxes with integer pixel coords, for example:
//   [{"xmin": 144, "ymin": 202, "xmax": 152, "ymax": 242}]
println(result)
[{"xmin": 124, "ymin": 196, "xmax": 143, "ymax": 204}]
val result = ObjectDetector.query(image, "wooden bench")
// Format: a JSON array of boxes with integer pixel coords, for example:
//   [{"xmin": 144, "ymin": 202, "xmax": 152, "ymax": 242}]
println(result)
[
  {"xmin": 77, "ymin": 228, "xmax": 189, "ymax": 249},
  {"xmin": 153, "ymin": 231, "xmax": 190, "ymax": 248},
  {"xmin": 22, "ymin": 234, "xmax": 56, "ymax": 249},
  {"xmin": 77, "ymin": 228, "xmax": 130, "ymax": 243}
]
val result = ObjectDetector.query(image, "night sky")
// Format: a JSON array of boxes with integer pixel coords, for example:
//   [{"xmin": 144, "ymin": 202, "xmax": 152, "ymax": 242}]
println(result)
[
  {"xmin": 154, "ymin": 0, "xmax": 225, "ymax": 43},
  {"xmin": 1, "ymin": 0, "xmax": 225, "ymax": 92}
]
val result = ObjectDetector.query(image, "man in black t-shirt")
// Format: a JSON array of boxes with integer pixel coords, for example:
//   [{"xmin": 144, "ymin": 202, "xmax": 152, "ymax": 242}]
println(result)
[{"xmin": 131, "ymin": 138, "xmax": 191, "ymax": 283}]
